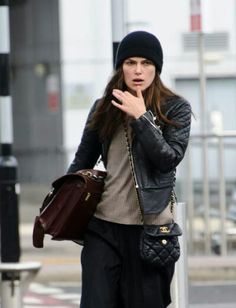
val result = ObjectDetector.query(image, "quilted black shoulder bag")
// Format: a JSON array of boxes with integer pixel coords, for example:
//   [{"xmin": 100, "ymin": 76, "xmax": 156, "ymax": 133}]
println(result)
[{"xmin": 123, "ymin": 121, "xmax": 182, "ymax": 268}]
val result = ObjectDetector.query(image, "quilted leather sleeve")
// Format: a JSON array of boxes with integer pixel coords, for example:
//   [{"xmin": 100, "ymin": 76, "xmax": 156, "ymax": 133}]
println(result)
[{"xmin": 130, "ymin": 98, "xmax": 192, "ymax": 173}]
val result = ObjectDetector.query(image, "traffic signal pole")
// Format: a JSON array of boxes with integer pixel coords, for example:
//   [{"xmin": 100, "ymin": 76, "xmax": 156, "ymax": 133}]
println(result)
[{"xmin": 0, "ymin": 0, "xmax": 21, "ymax": 266}]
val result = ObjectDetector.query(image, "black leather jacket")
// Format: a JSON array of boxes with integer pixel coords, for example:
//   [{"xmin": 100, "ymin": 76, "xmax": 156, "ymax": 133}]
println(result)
[{"xmin": 67, "ymin": 97, "xmax": 191, "ymax": 215}]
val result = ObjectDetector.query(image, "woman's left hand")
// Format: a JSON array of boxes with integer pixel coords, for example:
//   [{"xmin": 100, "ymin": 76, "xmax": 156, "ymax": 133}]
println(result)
[{"xmin": 111, "ymin": 87, "xmax": 146, "ymax": 119}]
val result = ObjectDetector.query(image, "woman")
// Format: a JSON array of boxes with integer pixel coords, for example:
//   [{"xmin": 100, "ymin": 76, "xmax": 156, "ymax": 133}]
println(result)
[{"xmin": 68, "ymin": 31, "xmax": 191, "ymax": 308}]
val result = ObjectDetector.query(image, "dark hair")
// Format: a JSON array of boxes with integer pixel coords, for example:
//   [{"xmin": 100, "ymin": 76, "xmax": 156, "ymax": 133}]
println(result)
[{"xmin": 88, "ymin": 68, "xmax": 180, "ymax": 140}]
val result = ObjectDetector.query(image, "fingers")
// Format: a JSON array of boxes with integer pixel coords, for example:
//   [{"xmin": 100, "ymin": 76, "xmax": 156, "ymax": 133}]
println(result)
[
  {"xmin": 113, "ymin": 89, "xmax": 141, "ymax": 102},
  {"xmin": 136, "ymin": 86, "xmax": 143, "ymax": 99},
  {"xmin": 113, "ymin": 88, "xmax": 143, "ymax": 99},
  {"xmin": 112, "ymin": 89, "xmax": 125, "ymax": 104},
  {"xmin": 111, "ymin": 99, "xmax": 124, "ymax": 111},
  {"xmin": 111, "ymin": 88, "xmax": 146, "ymax": 118}
]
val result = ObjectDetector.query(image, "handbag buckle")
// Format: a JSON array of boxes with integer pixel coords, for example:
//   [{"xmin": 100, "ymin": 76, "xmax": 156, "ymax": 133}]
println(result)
[
  {"xmin": 85, "ymin": 192, "xmax": 91, "ymax": 201},
  {"xmin": 80, "ymin": 170, "xmax": 103, "ymax": 181},
  {"xmin": 81, "ymin": 171, "xmax": 93, "ymax": 177}
]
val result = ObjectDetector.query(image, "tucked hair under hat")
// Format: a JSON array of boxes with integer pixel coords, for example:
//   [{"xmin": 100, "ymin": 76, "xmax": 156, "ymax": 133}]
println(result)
[{"xmin": 115, "ymin": 31, "xmax": 163, "ymax": 73}]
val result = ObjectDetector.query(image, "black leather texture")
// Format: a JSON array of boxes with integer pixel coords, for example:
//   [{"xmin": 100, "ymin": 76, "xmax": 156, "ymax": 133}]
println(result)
[
  {"xmin": 139, "ymin": 222, "xmax": 182, "ymax": 268},
  {"xmin": 67, "ymin": 97, "xmax": 191, "ymax": 215}
]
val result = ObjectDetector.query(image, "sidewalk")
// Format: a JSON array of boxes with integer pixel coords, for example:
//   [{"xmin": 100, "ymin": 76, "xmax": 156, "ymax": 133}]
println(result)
[{"xmin": 188, "ymin": 255, "xmax": 236, "ymax": 281}]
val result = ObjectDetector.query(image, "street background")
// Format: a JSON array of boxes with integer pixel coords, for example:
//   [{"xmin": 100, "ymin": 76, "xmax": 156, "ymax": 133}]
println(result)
[{"xmin": 1, "ymin": 0, "xmax": 236, "ymax": 307}]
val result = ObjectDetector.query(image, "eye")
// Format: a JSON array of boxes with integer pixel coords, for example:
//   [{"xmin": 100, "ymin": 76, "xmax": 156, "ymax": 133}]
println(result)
[
  {"xmin": 124, "ymin": 59, "xmax": 135, "ymax": 65},
  {"xmin": 143, "ymin": 60, "xmax": 153, "ymax": 66}
]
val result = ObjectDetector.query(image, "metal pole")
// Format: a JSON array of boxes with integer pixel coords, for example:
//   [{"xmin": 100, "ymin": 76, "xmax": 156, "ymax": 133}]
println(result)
[
  {"xmin": 218, "ymin": 136, "xmax": 227, "ymax": 255},
  {"xmin": 171, "ymin": 203, "xmax": 189, "ymax": 308},
  {"xmin": 190, "ymin": 0, "xmax": 211, "ymax": 254},
  {"xmin": 111, "ymin": 0, "xmax": 126, "ymax": 66},
  {"xmin": 0, "ymin": 0, "xmax": 21, "ymax": 273},
  {"xmin": 186, "ymin": 144, "xmax": 195, "ymax": 254},
  {"xmin": 198, "ymin": 31, "xmax": 211, "ymax": 254}
]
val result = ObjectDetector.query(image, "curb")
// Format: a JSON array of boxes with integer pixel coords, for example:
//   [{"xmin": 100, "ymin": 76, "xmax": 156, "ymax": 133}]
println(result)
[{"xmin": 188, "ymin": 256, "xmax": 236, "ymax": 281}]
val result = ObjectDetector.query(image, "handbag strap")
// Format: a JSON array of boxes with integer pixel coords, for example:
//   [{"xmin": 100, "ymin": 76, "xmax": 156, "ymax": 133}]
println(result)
[
  {"xmin": 123, "ymin": 120, "xmax": 143, "ymax": 220},
  {"xmin": 123, "ymin": 120, "xmax": 176, "ymax": 221}
]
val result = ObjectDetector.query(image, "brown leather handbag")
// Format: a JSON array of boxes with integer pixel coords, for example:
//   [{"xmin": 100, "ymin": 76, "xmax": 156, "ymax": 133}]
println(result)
[{"xmin": 32, "ymin": 169, "xmax": 107, "ymax": 248}]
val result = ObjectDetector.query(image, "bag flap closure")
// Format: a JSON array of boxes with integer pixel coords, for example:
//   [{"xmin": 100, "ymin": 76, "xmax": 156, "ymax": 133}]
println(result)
[{"xmin": 143, "ymin": 222, "xmax": 182, "ymax": 237}]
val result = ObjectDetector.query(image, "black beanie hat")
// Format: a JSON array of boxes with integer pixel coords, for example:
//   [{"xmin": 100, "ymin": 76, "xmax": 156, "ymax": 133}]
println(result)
[{"xmin": 115, "ymin": 31, "xmax": 163, "ymax": 73}]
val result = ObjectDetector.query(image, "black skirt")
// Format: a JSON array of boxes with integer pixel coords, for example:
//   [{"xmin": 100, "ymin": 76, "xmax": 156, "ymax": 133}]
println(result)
[{"xmin": 80, "ymin": 217, "xmax": 174, "ymax": 308}]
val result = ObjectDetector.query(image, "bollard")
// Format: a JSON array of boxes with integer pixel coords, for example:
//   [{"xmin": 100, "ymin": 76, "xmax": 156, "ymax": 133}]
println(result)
[
  {"xmin": 170, "ymin": 202, "xmax": 189, "ymax": 308},
  {"xmin": 0, "ymin": 0, "xmax": 21, "ymax": 264},
  {"xmin": 0, "ymin": 262, "xmax": 41, "ymax": 308},
  {"xmin": 0, "ymin": 146, "xmax": 21, "ymax": 265},
  {"xmin": 1, "ymin": 280, "xmax": 21, "ymax": 308}
]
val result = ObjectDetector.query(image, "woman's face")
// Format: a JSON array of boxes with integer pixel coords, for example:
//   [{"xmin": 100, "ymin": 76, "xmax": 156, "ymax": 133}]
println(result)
[{"xmin": 122, "ymin": 57, "xmax": 156, "ymax": 94}]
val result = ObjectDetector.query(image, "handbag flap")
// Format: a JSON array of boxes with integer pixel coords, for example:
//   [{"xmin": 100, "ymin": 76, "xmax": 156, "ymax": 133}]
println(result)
[
  {"xmin": 143, "ymin": 222, "xmax": 182, "ymax": 237},
  {"xmin": 52, "ymin": 169, "xmax": 107, "ymax": 189},
  {"xmin": 40, "ymin": 169, "xmax": 107, "ymax": 213}
]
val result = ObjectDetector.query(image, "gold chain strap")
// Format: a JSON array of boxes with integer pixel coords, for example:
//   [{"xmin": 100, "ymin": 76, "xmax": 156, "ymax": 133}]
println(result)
[
  {"xmin": 123, "ymin": 121, "xmax": 143, "ymax": 220},
  {"xmin": 123, "ymin": 120, "xmax": 176, "ymax": 222},
  {"xmin": 170, "ymin": 190, "xmax": 176, "ymax": 214}
]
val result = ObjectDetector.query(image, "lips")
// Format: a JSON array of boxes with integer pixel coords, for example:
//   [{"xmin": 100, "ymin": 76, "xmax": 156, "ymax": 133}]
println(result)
[
  {"xmin": 133, "ymin": 79, "xmax": 144, "ymax": 82},
  {"xmin": 133, "ymin": 79, "xmax": 144, "ymax": 85}
]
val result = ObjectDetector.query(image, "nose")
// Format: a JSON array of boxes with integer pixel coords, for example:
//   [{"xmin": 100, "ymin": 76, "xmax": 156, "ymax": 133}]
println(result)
[{"xmin": 135, "ymin": 63, "xmax": 142, "ymax": 74}]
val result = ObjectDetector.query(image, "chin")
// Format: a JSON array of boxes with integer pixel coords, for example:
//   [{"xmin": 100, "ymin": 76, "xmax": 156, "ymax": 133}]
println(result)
[{"xmin": 130, "ymin": 85, "xmax": 145, "ymax": 93}]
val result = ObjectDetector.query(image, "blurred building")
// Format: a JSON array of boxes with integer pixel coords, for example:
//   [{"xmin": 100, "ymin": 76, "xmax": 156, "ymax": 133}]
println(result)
[
  {"xmin": 9, "ymin": 0, "xmax": 64, "ymax": 184},
  {"xmin": 9, "ymin": 0, "xmax": 236, "ymax": 188}
]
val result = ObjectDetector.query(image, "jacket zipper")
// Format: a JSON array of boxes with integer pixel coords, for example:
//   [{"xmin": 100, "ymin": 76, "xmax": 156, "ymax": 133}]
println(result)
[
  {"xmin": 130, "ymin": 148, "xmax": 139, "ymax": 189},
  {"xmin": 142, "ymin": 113, "xmax": 162, "ymax": 134},
  {"xmin": 130, "ymin": 146, "xmax": 144, "ymax": 222}
]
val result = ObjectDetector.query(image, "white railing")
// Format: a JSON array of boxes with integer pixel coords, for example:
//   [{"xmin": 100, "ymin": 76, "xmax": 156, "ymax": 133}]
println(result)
[{"xmin": 186, "ymin": 132, "xmax": 236, "ymax": 256}]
